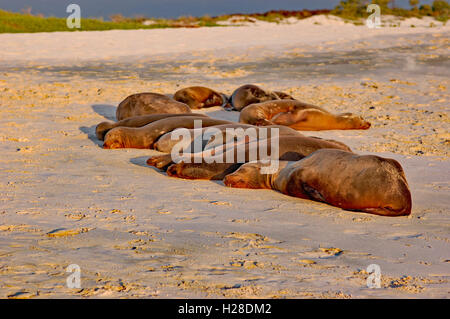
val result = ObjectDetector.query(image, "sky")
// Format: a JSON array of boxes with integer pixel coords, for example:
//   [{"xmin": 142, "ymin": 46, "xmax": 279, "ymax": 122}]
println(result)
[{"xmin": 0, "ymin": 0, "xmax": 433, "ymax": 19}]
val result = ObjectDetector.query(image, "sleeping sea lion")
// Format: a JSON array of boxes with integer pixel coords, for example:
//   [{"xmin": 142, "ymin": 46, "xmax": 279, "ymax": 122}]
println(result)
[
  {"xmin": 154, "ymin": 123, "xmax": 303, "ymax": 153},
  {"xmin": 147, "ymin": 135, "xmax": 351, "ymax": 179},
  {"xmin": 239, "ymin": 100, "xmax": 371, "ymax": 130},
  {"xmin": 228, "ymin": 84, "xmax": 295, "ymax": 111},
  {"xmin": 173, "ymin": 86, "xmax": 228, "ymax": 109},
  {"xmin": 96, "ymin": 113, "xmax": 209, "ymax": 141},
  {"xmin": 96, "ymin": 113, "xmax": 209, "ymax": 140},
  {"xmin": 103, "ymin": 116, "xmax": 232, "ymax": 149},
  {"xmin": 116, "ymin": 93, "xmax": 191, "ymax": 121},
  {"xmin": 223, "ymin": 149, "xmax": 412, "ymax": 216}
]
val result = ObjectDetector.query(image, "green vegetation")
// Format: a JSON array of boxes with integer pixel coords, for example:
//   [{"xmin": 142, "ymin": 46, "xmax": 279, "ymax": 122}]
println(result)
[
  {"xmin": 331, "ymin": 0, "xmax": 449, "ymax": 22},
  {"xmin": 0, "ymin": 8, "xmax": 333, "ymax": 33},
  {"xmin": 0, "ymin": 9, "xmax": 221, "ymax": 33}
]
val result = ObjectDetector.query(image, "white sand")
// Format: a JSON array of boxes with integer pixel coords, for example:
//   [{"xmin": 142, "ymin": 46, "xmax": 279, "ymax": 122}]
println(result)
[
  {"xmin": 0, "ymin": 15, "xmax": 449, "ymax": 298},
  {"xmin": 1, "ymin": 15, "xmax": 448, "ymax": 64}
]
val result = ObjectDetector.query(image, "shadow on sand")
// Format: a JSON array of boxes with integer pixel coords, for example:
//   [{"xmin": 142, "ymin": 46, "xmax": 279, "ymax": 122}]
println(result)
[
  {"xmin": 79, "ymin": 103, "xmax": 116, "ymax": 147},
  {"xmin": 92, "ymin": 104, "xmax": 116, "ymax": 121},
  {"xmin": 130, "ymin": 155, "xmax": 151, "ymax": 168},
  {"xmin": 79, "ymin": 125, "xmax": 103, "ymax": 148},
  {"xmin": 201, "ymin": 108, "xmax": 240, "ymax": 122},
  {"xmin": 129, "ymin": 155, "xmax": 226, "ymax": 186},
  {"xmin": 130, "ymin": 156, "xmax": 170, "ymax": 176}
]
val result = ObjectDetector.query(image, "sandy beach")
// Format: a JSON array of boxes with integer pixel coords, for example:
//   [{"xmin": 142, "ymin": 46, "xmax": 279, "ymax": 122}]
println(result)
[{"xmin": 0, "ymin": 15, "xmax": 449, "ymax": 298}]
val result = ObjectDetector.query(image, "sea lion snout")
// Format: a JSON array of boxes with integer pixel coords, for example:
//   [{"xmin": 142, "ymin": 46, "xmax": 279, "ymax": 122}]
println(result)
[
  {"xmin": 359, "ymin": 117, "xmax": 371, "ymax": 129},
  {"xmin": 103, "ymin": 138, "xmax": 123, "ymax": 149},
  {"xmin": 350, "ymin": 115, "xmax": 371, "ymax": 130},
  {"xmin": 103, "ymin": 128, "xmax": 126, "ymax": 149},
  {"xmin": 103, "ymin": 141, "xmax": 121, "ymax": 149},
  {"xmin": 223, "ymin": 174, "xmax": 249, "ymax": 188},
  {"xmin": 223, "ymin": 163, "xmax": 270, "ymax": 189},
  {"xmin": 223, "ymin": 175, "xmax": 261, "ymax": 189}
]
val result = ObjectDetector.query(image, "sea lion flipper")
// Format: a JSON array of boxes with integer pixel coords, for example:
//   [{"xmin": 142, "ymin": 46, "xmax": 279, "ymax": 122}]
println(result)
[
  {"xmin": 302, "ymin": 183, "xmax": 326, "ymax": 203},
  {"xmin": 147, "ymin": 154, "xmax": 174, "ymax": 170}
]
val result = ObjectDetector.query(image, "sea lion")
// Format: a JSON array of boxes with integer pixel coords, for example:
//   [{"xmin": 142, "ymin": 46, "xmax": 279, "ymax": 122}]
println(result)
[
  {"xmin": 116, "ymin": 93, "xmax": 191, "ymax": 121},
  {"xmin": 239, "ymin": 100, "xmax": 371, "ymax": 130},
  {"xmin": 154, "ymin": 123, "xmax": 303, "ymax": 153},
  {"xmin": 147, "ymin": 135, "xmax": 352, "ymax": 179},
  {"xmin": 203, "ymin": 124, "xmax": 304, "ymax": 151},
  {"xmin": 173, "ymin": 86, "xmax": 228, "ymax": 109},
  {"xmin": 95, "ymin": 113, "xmax": 209, "ymax": 141},
  {"xmin": 223, "ymin": 149, "xmax": 412, "ymax": 216},
  {"xmin": 228, "ymin": 84, "xmax": 295, "ymax": 111},
  {"xmin": 103, "ymin": 116, "xmax": 232, "ymax": 149}
]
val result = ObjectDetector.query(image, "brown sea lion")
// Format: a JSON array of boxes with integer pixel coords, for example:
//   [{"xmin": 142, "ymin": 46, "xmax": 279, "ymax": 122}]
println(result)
[
  {"xmin": 228, "ymin": 84, "xmax": 295, "ymax": 111},
  {"xmin": 239, "ymin": 100, "xmax": 371, "ymax": 130},
  {"xmin": 154, "ymin": 123, "xmax": 303, "ymax": 153},
  {"xmin": 223, "ymin": 149, "xmax": 412, "ymax": 216},
  {"xmin": 116, "ymin": 93, "xmax": 191, "ymax": 121},
  {"xmin": 96, "ymin": 113, "xmax": 209, "ymax": 141},
  {"xmin": 147, "ymin": 135, "xmax": 352, "ymax": 179},
  {"xmin": 96, "ymin": 113, "xmax": 210, "ymax": 141},
  {"xmin": 203, "ymin": 124, "xmax": 304, "ymax": 151},
  {"xmin": 103, "ymin": 116, "xmax": 232, "ymax": 149},
  {"xmin": 173, "ymin": 86, "xmax": 228, "ymax": 109}
]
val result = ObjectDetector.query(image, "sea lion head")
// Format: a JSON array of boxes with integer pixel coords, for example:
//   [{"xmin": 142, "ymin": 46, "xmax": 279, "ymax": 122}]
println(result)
[
  {"xmin": 204, "ymin": 91, "xmax": 225, "ymax": 107},
  {"xmin": 103, "ymin": 127, "xmax": 127, "ymax": 149},
  {"xmin": 231, "ymin": 84, "xmax": 273, "ymax": 111},
  {"xmin": 174, "ymin": 86, "xmax": 225, "ymax": 109},
  {"xmin": 345, "ymin": 115, "xmax": 371, "ymax": 130},
  {"xmin": 95, "ymin": 121, "xmax": 115, "ymax": 141},
  {"xmin": 223, "ymin": 162, "xmax": 268, "ymax": 189}
]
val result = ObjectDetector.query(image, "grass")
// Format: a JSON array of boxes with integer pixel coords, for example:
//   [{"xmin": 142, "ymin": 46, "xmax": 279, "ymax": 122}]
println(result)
[
  {"xmin": 0, "ymin": 9, "xmax": 221, "ymax": 33},
  {"xmin": 0, "ymin": 10, "xmax": 163, "ymax": 33},
  {"xmin": 0, "ymin": 9, "xmax": 332, "ymax": 33}
]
